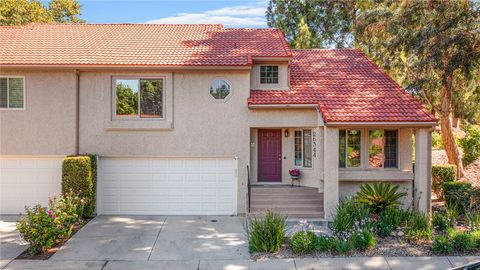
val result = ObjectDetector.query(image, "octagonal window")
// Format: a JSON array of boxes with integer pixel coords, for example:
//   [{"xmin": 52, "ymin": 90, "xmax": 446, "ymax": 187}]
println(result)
[{"xmin": 209, "ymin": 79, "xmax": 231, "ymax": 100}]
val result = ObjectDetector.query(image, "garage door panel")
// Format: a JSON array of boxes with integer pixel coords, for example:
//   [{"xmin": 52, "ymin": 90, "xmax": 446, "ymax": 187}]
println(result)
[
  {"xmin": 100, "ymin": 157, "xmax": 236, "ymax": 215},
  {"xmin": 1, "ymin": 157, "xmax": 63, "ymax": 214}
]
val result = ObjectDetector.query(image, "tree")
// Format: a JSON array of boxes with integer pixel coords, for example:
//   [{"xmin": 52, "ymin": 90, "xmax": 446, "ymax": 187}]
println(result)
[
  {"xmin": 0, "ymin": 0, "xmax": 84, "ymax": 26},
  {"xmin": 293, "ymin": 17, "xmax": 312, "ymax": 49}
]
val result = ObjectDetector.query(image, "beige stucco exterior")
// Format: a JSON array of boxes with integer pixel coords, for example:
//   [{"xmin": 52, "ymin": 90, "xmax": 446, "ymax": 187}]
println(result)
[{"xmin": 0, "ymin": 67, "xmax": 433, "ymax": 216}]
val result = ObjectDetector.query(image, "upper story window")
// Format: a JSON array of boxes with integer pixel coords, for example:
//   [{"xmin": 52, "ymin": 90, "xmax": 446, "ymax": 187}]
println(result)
[
  {"xmin": 260, "ymin": 66, "xmax": 279, "ymax": 84},
  {"xmin": 0, "ymin": 77, "xmax": 24, "ymax": 109},
  {"xmin": 210, "ymin": 79, "xmax": 231, "ymax": 100},
  {"xmin": 114, "ymin": 78, "xmax": 164, "ymax": 119},
  {"xmin": 294, "ymin": 129, "xmax": 312, "ymax": 168},
  {"xmin": 339, "ymin": 129, "xmax": 398, "ymax": 169}
]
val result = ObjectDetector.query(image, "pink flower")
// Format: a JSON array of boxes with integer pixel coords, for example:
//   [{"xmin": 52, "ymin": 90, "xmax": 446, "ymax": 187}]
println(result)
[
  {"xmin": 370, "ymin": 213, "xmax": 378, "ymax": 221},
  {"xmin": 48, "ymin": 210, "xmax": 56, "ymax": 219}
]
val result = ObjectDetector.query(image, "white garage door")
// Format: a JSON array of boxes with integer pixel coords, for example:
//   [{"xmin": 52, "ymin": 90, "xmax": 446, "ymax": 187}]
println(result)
[
  {"xmin": 99, "ymin": 157, "xmax": 237, "ymax": 215},
  {"xmin": 0, "ymin": 157, "xmax": 63, "ymax": 214}
]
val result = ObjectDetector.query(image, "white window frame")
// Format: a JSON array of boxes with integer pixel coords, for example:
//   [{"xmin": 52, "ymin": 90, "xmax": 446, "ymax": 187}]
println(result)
[
  {"xmin": 209, "ymin": 78, "xmax": 233, "ymax": 102},
  {"xmin": 294, "ymin": 129, "xmax": 313, "ymax": 168},
  {"xmin": 112, "ymin": 76, "xmax": 166, "ymax": 121},
  {"xmin": 259, "ymin": 65, "xmax": 279, "ymax": 85},
  {"xmin": 0, "ymin": 76, "xmax": 26, "ymax": 110}
]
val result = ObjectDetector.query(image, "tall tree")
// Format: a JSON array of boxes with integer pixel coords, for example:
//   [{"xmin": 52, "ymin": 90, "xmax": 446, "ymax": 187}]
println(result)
[
  {"xmin": 293, "ymin": 17, "xmax": 312, "ymax": 49},
  {"xmin": 0, "ymin": 0, "xmax": 84, "ymax": 26}
]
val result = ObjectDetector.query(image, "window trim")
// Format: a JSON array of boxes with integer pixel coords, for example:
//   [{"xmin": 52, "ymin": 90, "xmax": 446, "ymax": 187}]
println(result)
[
  {"xmin": 383, "ymin": 129, "xmax": 399, "ymax": 169},
  {"xmin": 259, "ymin": 65, "xmax": 279, "ymax": 85},
  {"xmin": 0, "ymin": 76, "xmax": 26, "ymax": 110},
  {"xmin": 293, "ymin": 129, "xmax": 313, "ymax": 168},
  {"xmin": 209, "ymin": 78, "xmax": 233, "ymax": 102},
  {"xmin": 111, "ymin": 76, "xmax": 166, "ymax": 121}
]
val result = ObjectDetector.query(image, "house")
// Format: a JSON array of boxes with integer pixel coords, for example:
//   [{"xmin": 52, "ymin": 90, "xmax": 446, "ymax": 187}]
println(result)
[{"xmin": 0, "ymin": 24, "xmax": 436, "ymax": 219}]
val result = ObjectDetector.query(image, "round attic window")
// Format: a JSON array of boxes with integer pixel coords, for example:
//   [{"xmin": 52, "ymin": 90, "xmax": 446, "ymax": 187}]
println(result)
[{"xmin": 209, "ymin": 79, "xmax": 231, "ymax": 100}]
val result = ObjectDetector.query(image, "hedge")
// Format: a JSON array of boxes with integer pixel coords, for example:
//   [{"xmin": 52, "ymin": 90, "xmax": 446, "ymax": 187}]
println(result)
[
  {"xmin": 443, "ymin": 181, "xmax": 472, "ymax": 214},
  {"xmin": 432, "ymin": 165, "xmax": 457, "ymax": 199},
  {"xmin": 62, "ymin": 155, "xmax": 97, "ymax": 217}
]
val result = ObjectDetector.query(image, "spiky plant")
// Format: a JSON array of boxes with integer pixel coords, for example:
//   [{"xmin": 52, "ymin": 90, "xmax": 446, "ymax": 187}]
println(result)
[{"xmin": 355, "ymin": 183, "xmax": 407, "ymax": 213}]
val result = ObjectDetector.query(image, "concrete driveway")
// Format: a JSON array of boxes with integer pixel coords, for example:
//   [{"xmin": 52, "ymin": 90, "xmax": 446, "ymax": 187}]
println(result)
[
  {"xmin": 0, "ymin": 215, "xmax": 27, "ymax": 268},
  {"xmin": 51, "ymin": 215, "xmax": 249, "ymax": 261}
]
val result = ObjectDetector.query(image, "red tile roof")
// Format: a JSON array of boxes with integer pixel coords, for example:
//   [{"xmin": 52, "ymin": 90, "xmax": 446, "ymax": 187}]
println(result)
[
  {"xmin": 249, "ymin": 49, "xmax": 437, "ymax": 123},
  {"xmin": 0, "ymin": 24, "xmax": 291, "ymax": 67}
]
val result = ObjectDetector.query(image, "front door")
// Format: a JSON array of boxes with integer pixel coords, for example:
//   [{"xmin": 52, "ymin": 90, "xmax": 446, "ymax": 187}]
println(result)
[{"xmin": 258, "ymin": 129, "xmax": 282, "ymax": 182}]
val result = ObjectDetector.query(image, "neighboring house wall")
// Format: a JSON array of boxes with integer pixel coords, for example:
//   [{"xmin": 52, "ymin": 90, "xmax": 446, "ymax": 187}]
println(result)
[
  {"xmin": 78, "ymin": 69, "xmax": 251, "ymax": 213},
  {"xmin": 0, "ymin": 70, "xmax": 76, "ymax": 155}
]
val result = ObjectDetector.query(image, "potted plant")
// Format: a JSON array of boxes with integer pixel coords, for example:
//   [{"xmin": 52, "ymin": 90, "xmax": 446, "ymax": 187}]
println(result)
[{"xmin": 289, "ymin": 168, "xmax": 301, "ymax": 187}]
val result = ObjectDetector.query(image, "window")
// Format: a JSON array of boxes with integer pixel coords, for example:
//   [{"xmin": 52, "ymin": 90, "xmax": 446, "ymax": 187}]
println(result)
[
  {"xmin": 260, "ymin": 66, "xmax": 279, "ymax": 84},
  {"xmin": 210, "ymin": 79, "xmax": 231, "ymax": 100},
  {"xmin": 0, "ymin": 77, "xmax": 24, "ymax": 109},
  {"xmin": 339, "ymin": 129, "xmax": 361, "ymax": 168},
  {"xmin": 384, "ymin": 130, "xmax": 398, "ymax": 168},
  {"xmin": 369, "ymin": 130, "xmax": 384, "ymax": 168},
  {"xmin": 294, "ymin": 129, "xmax": 312, "ymax": 168},
  {"xmin": 114, "ymin": 78, "xmax": 163, "ymax": 118}
]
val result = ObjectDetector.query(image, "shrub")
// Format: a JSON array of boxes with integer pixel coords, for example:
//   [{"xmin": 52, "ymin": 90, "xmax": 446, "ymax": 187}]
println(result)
[
  {"xmin": 333, "ymin": 238, "xmax": 353, "ymax": 254},
  {"xmin": 466, "ymin": 211, "xmax": 480, "ymax": 231},
  {"xmin": 332, "ymin": 199, "xmax": 372, "ymax": 238},
  {"xmin": 62, "ymin": 155, "xmax": 96, "ymax": 217},
  {"xmin": 431, "ymin": 165, "xmax": 456, "ymax": 198},
  {"xmin": 444, "ymin": 181, "xmax": 472, "ymax": 214},
  {"xmin": 432, "ymin": 211, "xmax": 451, "ymax": 232},
  {"xmin": 375, "ymin": 207, "xmax": 407, "ymax": 237},
  {"xmin": 290, "ymin": 231, "xmax": 317, "ymax": 254},
  {"xmin": 432, "ymin": 131, "xmax": 444, "ymax": 149},
  {"xmin": 459, "ymin": 124, "xmax": 480, "ymax": 166},
  {"xmin": 404, "ymin": 211, "xmax": 432, "ymax": 241},
  {"xmin": 248, "ymin": 211, "xmax": 286, "ymax": 253},
  {"xmin": 350, "ymin": 229, "xmax": 377, "ymax": 251},
  {"xmin": 449, "ymin": 229, "xmax": 477, "ymax": 251},
  {"xmin": 432, "ymin": 235, "xmax": 454, "ymax": 254},
  {"xmin": 471, "ymin": 231, "xmax": 480, "ymax": 247},
  {"xmin": 355, "ymin": 183, "xmax": 406, "ymax": 213},
  {"xmin": 17, "ymin": 205, "xmax": 68, "ymax": 254},
  {"xmin": 445, "ymin": 205, "xmax": 459, "ymax": 227},
  {"xmin": 315, "ymin": 235, "xmax": 335, "ymax": 252}
]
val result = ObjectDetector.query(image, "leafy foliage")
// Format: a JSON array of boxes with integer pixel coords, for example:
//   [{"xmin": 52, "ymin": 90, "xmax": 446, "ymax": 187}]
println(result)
[
  {"xmin": 466, "ymin": 211, "xmax": 480, "ymax": 231},
  {"xmin": 290, "ymin": 231, "xmax": 316, "ymax": 254},
  {"xmin": 248, "ymin": 211, "xmax": 286, "ymax": 253},
  {"xmin": 448, "ymin": 229, "xmax": 477, "ymax": 252},
  {"xmin": 404, "ymin": 212, "xmax": 432, "ymax": 241},
  {"xmin": 432, "ymin": 235, "xmax": 454, "ymax": 254},
  {"xmin": 333, "ymin": 238, "xmax": 353, "ymax": 254},
  {"xmin": 375, "ymin": 207, "xmax": 407, "ymax": 237},
  {"xmin": 443, "ymin": 181, "xmax": 473, "ymax": 214},
  {"xmin": 331, "ymin": 198, "xmax": 372, "ymax": 238},
  {"xmin": 0, "ymin": 0, "xmax": 84, "ymax": 26},
  {"xmin": 315, "ymin": 235, "xmax": 335, "ymax": 252},
  {"xmin": 432, "ymin": 212, "xmax": 451, "ymax": 233},
  {"xmin": 62, "ymin": 155, "xmax": 96, "ymax": 217},
  {"xmin": 431, "ymin": 131, "xmax": 444, "ymax": 149},
  {"xmin": 350, "ymin": 229, "xmax": 376, "ymax": 251},
  {"xmin": 355, "ymin": 183, "xmax": 406, "ymax": 213},
  {"xmin": 459, "ymin": 125, "xmax": 480, "ymax": 166},
  {"xmin": 432, "ymin": 165, "xmax": 457, "ymax": 199}
]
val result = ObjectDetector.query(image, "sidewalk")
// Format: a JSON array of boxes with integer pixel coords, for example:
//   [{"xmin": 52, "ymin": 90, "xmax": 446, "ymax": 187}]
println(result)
[{"xmin": 4, "ymin": 256, "xmax": 480, "ymax": 270}]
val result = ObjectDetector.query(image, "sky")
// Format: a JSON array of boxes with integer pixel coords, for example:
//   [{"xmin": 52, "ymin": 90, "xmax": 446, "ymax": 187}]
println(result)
[{"xmin": 62, "ymin": 0, "xmax": 270, "ymax": 28}]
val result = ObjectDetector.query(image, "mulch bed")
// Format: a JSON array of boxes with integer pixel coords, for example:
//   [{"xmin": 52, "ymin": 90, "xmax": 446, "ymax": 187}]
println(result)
[{"xmin": 16, "ymin": 217, "xmax": 93, "ymax": 260}]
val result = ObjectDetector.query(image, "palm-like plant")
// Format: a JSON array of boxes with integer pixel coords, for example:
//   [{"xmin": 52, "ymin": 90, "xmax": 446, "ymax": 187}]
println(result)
[{"xmin": 355, "ymin": 183, "xmax": 407, "ymax": 213}]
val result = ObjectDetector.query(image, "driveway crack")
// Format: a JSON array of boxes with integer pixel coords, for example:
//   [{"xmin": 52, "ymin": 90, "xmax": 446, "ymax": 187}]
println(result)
[
  {"xmin": 100, "ymin": 260, "xmax": 108, "ymax": 270},
  {"xmin": 148, "ymin": 216, "xmax": 168, "ymax": 261}
]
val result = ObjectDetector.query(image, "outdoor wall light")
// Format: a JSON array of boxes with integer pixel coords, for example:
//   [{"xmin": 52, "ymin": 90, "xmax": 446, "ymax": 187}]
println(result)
[{"xmin": 284, "ymin": 130, "xmax": 289, "ymax": 137}]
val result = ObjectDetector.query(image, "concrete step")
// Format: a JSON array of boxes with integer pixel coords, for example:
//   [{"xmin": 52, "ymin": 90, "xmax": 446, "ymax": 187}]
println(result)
[
  {"xmin": 250, "ymin": 205, "xmax": 324, "ymax": 212},
  {"xmin": 251, "ymin": 194, "xmax": 323, "ymax": 200},
  {"xmin": 251, "ymin": 187, "xmax": 320, "ymax": 194},
  {"xmin": 249, "ymin": 211, "xmax": 325, "ymax": 219},
  {"xmin": 250, "ymin": 199, "xmax": 323, "ymax": 206}
]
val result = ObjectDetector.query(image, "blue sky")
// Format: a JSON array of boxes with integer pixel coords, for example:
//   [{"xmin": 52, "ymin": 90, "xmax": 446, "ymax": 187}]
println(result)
[{"xmin": 57, "ymin": 0, "xmax": 269, "ymax": 27}]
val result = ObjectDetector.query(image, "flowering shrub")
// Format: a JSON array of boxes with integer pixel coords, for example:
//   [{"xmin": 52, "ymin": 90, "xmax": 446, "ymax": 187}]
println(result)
[
  {"xmin": 16, "ymin": 193, "xmax": 86, "ymax": 255},
  {"xmin": 17, "ymin": 205, "xmax": 66, "ymax": 254},
  {"xmin": 288, "ymin": 169, "xmax": 300, "ymax": 177}
]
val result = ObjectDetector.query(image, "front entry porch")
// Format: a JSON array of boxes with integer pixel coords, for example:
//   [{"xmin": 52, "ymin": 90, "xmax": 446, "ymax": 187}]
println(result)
[{"xmin": 248, "ymin": 185, "xmax": 324, "ymax": 219}]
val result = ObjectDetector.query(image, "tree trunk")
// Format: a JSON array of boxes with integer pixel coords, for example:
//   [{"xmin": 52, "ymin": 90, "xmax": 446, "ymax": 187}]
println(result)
[{"xmin": 440, "ymin": 83, "xmax": 464, "ymax": 178}]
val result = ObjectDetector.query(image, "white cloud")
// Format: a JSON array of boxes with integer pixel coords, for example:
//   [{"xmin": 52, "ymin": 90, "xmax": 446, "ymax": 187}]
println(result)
[{"xmin": 146, "ymin": 4, "xmax": 267, "ymax": 27}]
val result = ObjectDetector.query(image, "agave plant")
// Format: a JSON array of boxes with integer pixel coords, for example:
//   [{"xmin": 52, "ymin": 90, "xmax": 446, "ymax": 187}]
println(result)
[{"xmin": 355, "ymin": 183, "xmax": 407, "ymax": 213}]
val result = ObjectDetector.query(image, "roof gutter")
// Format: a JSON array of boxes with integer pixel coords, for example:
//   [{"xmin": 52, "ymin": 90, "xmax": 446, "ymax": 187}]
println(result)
[
  {"xmin": 248, "ymin": 104, "xmax": 318, "ymax": 109},
  {"xmin": 0, "ymin": 64, "xmax": 252, "ymax": 70},
  {"xmin": 325, "ymin": 121, "xmax": 438, "ymax": 127}
]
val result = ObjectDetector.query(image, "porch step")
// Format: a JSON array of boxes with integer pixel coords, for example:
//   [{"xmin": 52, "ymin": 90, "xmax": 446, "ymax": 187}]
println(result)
[{"xmin": 249, "ymin": 185, "xmax": 324, "ymax": 219}]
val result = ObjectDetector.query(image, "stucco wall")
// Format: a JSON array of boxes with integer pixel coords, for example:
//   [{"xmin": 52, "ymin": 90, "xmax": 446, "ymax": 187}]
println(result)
[
  {"xmin": 78, "ymin": 69, "xmax": 251, "ymax": 213},
  {"xmin": 0, "ymin": 70, "xmax": 76, "ymax": 155}
]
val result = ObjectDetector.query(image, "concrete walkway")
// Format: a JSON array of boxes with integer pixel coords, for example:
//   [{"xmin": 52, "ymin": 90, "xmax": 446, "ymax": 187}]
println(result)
[
  {"xmin": 0, "ymin": 215, "xmax": 27, "ymax": 269},
  {"xmin": 3, "ymin": 256, "xmax": 480, "ymax": 270}
]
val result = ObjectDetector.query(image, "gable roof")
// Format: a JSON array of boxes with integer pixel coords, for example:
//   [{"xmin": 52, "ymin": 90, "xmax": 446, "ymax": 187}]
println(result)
[
  {"xmin": 0, "ymin": 23, "xmax": 292, "ymax": 67},
  {"xmin": 248, "ymin": 49, "xmax": 437, "ymax": 123}
]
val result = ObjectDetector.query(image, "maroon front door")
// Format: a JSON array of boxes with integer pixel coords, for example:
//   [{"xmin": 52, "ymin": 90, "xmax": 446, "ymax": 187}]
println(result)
[{"xmin": 258, "ymin": 129, "xmax": 282, "ymax": 182}]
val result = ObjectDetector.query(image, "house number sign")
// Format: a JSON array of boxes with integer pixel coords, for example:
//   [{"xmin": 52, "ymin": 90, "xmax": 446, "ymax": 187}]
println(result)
[{"xmin": 312, "ymin": 131, "xmax": 317, "ymax": 158}]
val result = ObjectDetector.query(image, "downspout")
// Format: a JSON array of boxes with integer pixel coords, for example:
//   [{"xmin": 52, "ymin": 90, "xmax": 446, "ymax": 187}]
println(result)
[{"xmin": 74, "ymin": 69, "xmax": 80, "ymax": 155}]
